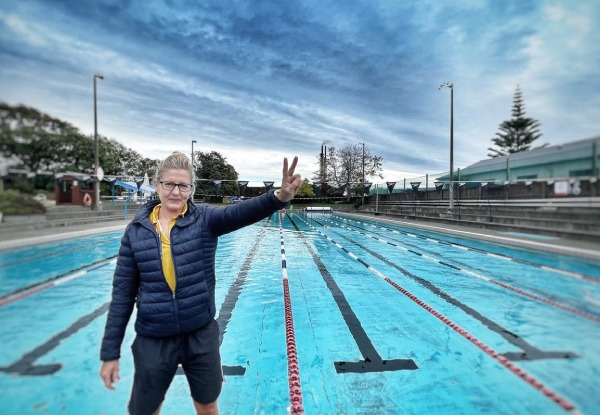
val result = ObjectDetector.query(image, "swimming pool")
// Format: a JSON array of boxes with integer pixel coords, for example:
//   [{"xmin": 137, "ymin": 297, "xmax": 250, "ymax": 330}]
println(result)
[{"xmin": 0, "ymin": 211, "xmax": 598, "ymax": 414}]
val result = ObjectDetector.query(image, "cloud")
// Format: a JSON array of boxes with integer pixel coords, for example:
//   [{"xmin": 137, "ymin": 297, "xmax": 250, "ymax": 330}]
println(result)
[{"xmin": 1, "ymin": 0, "xmax": 599, "ymax": 184}]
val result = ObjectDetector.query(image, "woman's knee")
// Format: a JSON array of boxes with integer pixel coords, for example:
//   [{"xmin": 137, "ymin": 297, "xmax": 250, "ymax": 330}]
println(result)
[{"xmin": 193, "ymin": 400, "xmax": 218, "ymax": 415}]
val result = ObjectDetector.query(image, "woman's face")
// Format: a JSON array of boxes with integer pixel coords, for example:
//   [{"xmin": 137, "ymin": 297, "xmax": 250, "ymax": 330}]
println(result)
[{"xmin": 155, "ymin": 169, "xmax": 193, "ymax": 215}]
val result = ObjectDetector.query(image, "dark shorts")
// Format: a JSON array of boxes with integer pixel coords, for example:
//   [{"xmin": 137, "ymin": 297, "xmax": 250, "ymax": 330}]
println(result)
[{"xmin": 128, "ymin": 319, "xmax": 222, "ymax": 415}]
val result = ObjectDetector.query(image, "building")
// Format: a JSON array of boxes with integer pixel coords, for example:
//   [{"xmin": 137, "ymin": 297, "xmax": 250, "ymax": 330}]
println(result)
[{"xmin": 455, "ymin": 136, "xmax": 599, "ymax": 183}]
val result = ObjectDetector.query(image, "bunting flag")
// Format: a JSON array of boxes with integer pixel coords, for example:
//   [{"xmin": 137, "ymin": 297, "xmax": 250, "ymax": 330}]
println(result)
[
  {"xmin": 363, "ymin": 182, "xmax": 372, "ymax": 195},
  {"xmin": 135, "ymin": 179, "xmax": 144, "ymax": 190},
  {"xmin": 263, "ymin": 181, "xmax": 274, "ymax": 191},
  {"xmin": 434, "ymin": 181, "xmax": 444, "ymax": 193},
  {"xmin": 410, "ymin": 181, "xmax": 420, "ymax": 194},
  {"xmin": 386, "ymin": 181, "xmax": 396, "ymax": 194},
  {"xmin": 459, "ymin": 182, "xmax": 467, "ymax": 188},
  {"xmin": 525, "ymin": 180, "xmax": 533, "ymax": 191},
  {"xmin": 213, "ymin": 180, "xmax": 222, "ymax": 192},
  {"xmin": 237, "ymin": 180, "xmax": 249, "ymax": 196}
]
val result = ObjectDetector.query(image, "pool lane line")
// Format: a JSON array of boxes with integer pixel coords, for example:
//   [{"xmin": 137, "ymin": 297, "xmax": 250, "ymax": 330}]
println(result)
[
  {"xmin": 0, "ymin": 302, "xmax": 110, "ymax": 376},
  {"xmin": 215, "ymin": 226, "xmax": 267, "ymax": 376},
  {"xmin": 0, "ymin": 236, "xmax": 120, "ymax": 270},
  {"xmin": 312, "ymin": 216, "xmax": 600, "ymax": 324},
  {"xmin": 301, "ymin": 215, "xmax": 577, "ymax": 361},
  {"xmin": 336, "ymin": 211, "xmax": 600, "ymax": 262},
  {"xmin": 215, "ymin": 225, "xmax": 268, "ymax": 376},
  {"xmin": 0, "ymin": 256, "xmax": 118, "ymax": 307},
  {"xmin": 286, "ymin": 213, "xmax": 418, "ymax": 372},
  {"xmin": 334, "ymin": 215, "xmax": 599, "ymax": 284},
  {"xmin": 278, "ymin": 219, "xmax": 305, "ymax": 415},
  {"xmin": 331, "ymin": 215, "xmax": 595, "ymax": 285},
  {"xmin": 295, "ymin": 214, "xmax": 580, "ymax": 414}
]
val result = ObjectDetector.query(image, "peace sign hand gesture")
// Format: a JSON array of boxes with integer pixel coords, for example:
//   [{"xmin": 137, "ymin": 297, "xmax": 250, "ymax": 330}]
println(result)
[{"xmin": 276, "ymin": 156, "xmax": 302, "ymax": 202}]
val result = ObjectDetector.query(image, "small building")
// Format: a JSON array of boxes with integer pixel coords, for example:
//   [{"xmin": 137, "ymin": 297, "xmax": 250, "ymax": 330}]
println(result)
[{"xmin": 54, "ymin": 172, "xmax": 95, "ymax": 206}]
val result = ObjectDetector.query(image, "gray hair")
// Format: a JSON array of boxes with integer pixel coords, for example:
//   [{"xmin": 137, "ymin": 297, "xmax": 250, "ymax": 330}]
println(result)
[{"xmin": 153, "ymin": 151, "xmax": 195, "ymax": 185}]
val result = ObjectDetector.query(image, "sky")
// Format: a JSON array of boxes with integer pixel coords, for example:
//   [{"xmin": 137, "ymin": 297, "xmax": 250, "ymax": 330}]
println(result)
[{"xmin": 1, "ymin": 0, "xmax": 599, "ymax": 185}]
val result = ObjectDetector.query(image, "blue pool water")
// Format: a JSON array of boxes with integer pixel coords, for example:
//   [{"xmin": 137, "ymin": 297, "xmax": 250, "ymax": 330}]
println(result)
[{"xmin": 0, "ymin": 211, "xmax": 599, "ymax": 414}]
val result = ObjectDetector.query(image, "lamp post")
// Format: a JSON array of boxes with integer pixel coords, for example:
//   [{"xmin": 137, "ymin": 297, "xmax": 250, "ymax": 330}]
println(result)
[
  {"xmin": 93, "ymin": 73, "xmax": 104, "ymax": 210},
  {"xmin": 361, "ymin": 142, "xmax": 365, "ymax": 205},
  {"xmin": 191, "ymin": 140, "xmax": 197, "ymax": 167},
  {"xmin": 439, "ymin": 82, "xmax": 454, "ymax": 209}
]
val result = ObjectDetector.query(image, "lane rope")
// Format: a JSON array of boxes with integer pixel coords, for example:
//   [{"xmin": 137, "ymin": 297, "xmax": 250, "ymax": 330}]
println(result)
[
  {"xmin": 0, "ymin": 258, "xmax": 117, "ymax": 307},
  {"xmin": 334, "ymin": 214, "xmax": 598, "ymax": 284},
  {"xmin": 314, "ymin": 215, "xmax": 600, "ymax": 324},
  {"xmin": 294, "ymin": 213, "xmax": 580, "ymax": 414},
  {"xmin": 279, "ymin": 216, "xmax": 304, "ymax": 414}
]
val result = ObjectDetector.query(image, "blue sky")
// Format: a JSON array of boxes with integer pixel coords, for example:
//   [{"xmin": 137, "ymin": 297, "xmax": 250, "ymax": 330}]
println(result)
[{"xmin": 1, "ymin": 0, "xmax": 599, "ymax": 185}]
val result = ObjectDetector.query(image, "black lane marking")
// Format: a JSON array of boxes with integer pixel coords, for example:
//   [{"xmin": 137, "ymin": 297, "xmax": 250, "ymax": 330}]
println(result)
[
  {"xmin": 306, "ymin": 215, "xmax": 578, "ymax": 362},
  {"xmin": 216, "ymin": 226, "xmax": 268, "ymax": 376},
  {"xmin": 287, "ymin": 213, "xmax": 418, "ymax": 374},
  {"xmin": 177, "ymin": 222, "xmax": 271, "ymax": 377},
  {"xmin": 0, "ymin": 302, "xmax": 110, "ymax": 376}
]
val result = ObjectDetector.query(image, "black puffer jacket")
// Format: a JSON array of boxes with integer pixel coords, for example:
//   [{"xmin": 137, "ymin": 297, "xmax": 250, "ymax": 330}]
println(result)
[{"xmin": 100, "ymin": 190, "xmax": 287, "ymax": 361}]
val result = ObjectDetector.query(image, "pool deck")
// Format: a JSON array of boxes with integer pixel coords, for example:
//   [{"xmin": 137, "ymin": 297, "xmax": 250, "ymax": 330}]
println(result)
[{"xmin": 1, "ymin": 214, "xmax": 599, "ymax": 262}]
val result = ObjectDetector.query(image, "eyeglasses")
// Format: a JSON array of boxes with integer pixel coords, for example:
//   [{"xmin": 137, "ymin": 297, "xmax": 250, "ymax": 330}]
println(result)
[{"xmin": 159, "ymin": 181, "xmax": 193, "ymax": 192}]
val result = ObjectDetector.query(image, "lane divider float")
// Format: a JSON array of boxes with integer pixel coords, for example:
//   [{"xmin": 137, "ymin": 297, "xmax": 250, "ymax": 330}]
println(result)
[
  {"xmin": 279, "ymin": 220, "xmax": 304, "ymax": 414},
  {"xmin": 0, "ymin": 257, "xmax": 117, "ymax": 307}
]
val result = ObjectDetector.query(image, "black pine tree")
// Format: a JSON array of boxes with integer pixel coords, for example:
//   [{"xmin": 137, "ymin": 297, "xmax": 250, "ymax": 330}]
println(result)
[{"xmin": 487, "ymin": 86, "xmax": 543, "ymax": 157}]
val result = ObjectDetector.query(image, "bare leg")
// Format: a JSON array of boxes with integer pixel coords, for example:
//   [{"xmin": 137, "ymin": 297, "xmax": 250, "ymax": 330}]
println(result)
[{"xmin": 193, "ymin": 400, "xmax": 219, "ymax": 415}]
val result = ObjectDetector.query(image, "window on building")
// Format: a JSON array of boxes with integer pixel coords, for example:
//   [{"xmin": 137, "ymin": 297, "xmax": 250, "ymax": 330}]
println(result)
[{"xmin": 569, "ymin": 169, "xmax": 592, "ymax": 177}]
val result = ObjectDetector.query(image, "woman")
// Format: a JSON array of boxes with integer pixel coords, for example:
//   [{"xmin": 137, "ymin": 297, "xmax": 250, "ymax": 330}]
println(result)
[{"xmin": 100, "ymin": 152, "xmax": 302, "ymax": 415}]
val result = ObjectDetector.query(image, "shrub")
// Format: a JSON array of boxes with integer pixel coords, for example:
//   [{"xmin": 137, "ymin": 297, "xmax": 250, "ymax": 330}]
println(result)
[{"xmin": 0, "ymin": 190, "xmax": 46, "ymax": 215}]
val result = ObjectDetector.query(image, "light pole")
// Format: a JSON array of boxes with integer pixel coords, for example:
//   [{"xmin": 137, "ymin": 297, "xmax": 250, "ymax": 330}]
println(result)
[
  {"xmin": 361, "ymin": 142, "xmax": 365, "ymax": 205},
  {"xmin": 439, "ymin": 82, "xmax": 454, "ymax": 209},
  {"xmin": 191, "ymin": 140, "xmax": 197, "ymax": 167},
  {"xmin": 93, "ymin": 73, "xmax": 104, "ymax": 210}
]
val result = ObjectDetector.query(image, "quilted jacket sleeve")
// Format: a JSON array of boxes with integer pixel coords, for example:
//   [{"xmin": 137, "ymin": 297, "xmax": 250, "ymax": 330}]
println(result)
[
  {"xmin": 208, "ymin": 190, "xmax": 288, "ymax": 236},
  {"xmin": 100, "ymin": 230, "xmax": 140, "ymax": 361}
]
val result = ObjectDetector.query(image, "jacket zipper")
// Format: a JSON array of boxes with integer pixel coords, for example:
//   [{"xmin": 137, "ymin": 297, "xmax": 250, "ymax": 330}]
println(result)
[{"xmin": 170, "ymin": 229, "xmax": 180, "ymax": 333}]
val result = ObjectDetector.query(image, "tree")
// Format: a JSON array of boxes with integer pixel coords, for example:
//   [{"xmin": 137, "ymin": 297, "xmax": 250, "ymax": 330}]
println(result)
[
  {"xmin": 314, "ymin": 143, "xmax": 383, "ymax": 197},
  {"xmin": 0, "ymin": 103, "xmax": 161, "ymax": 193},
  {"xmin": 99, "ymin": 136, "xmax": 159, "ymax": 178},
  {"xmin": 488, "ymin": 86, "xmax": 543, "ymax": 157},
  {"xmin": 194, "ymin": 151, "xmax": 239, "ymax": 197},
  {"xmin": 295, "ymin": 179, "xmax": 316, "ymax": 198},
  {"xmin": 0, "ymin": 103, "xmax": 90, "ymax": 172}
]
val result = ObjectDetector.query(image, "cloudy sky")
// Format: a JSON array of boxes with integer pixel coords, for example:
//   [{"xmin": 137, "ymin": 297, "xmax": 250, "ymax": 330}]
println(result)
[{"xmin": 1, "ymin": 0, "xmax": 599, "ymax": 185}]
